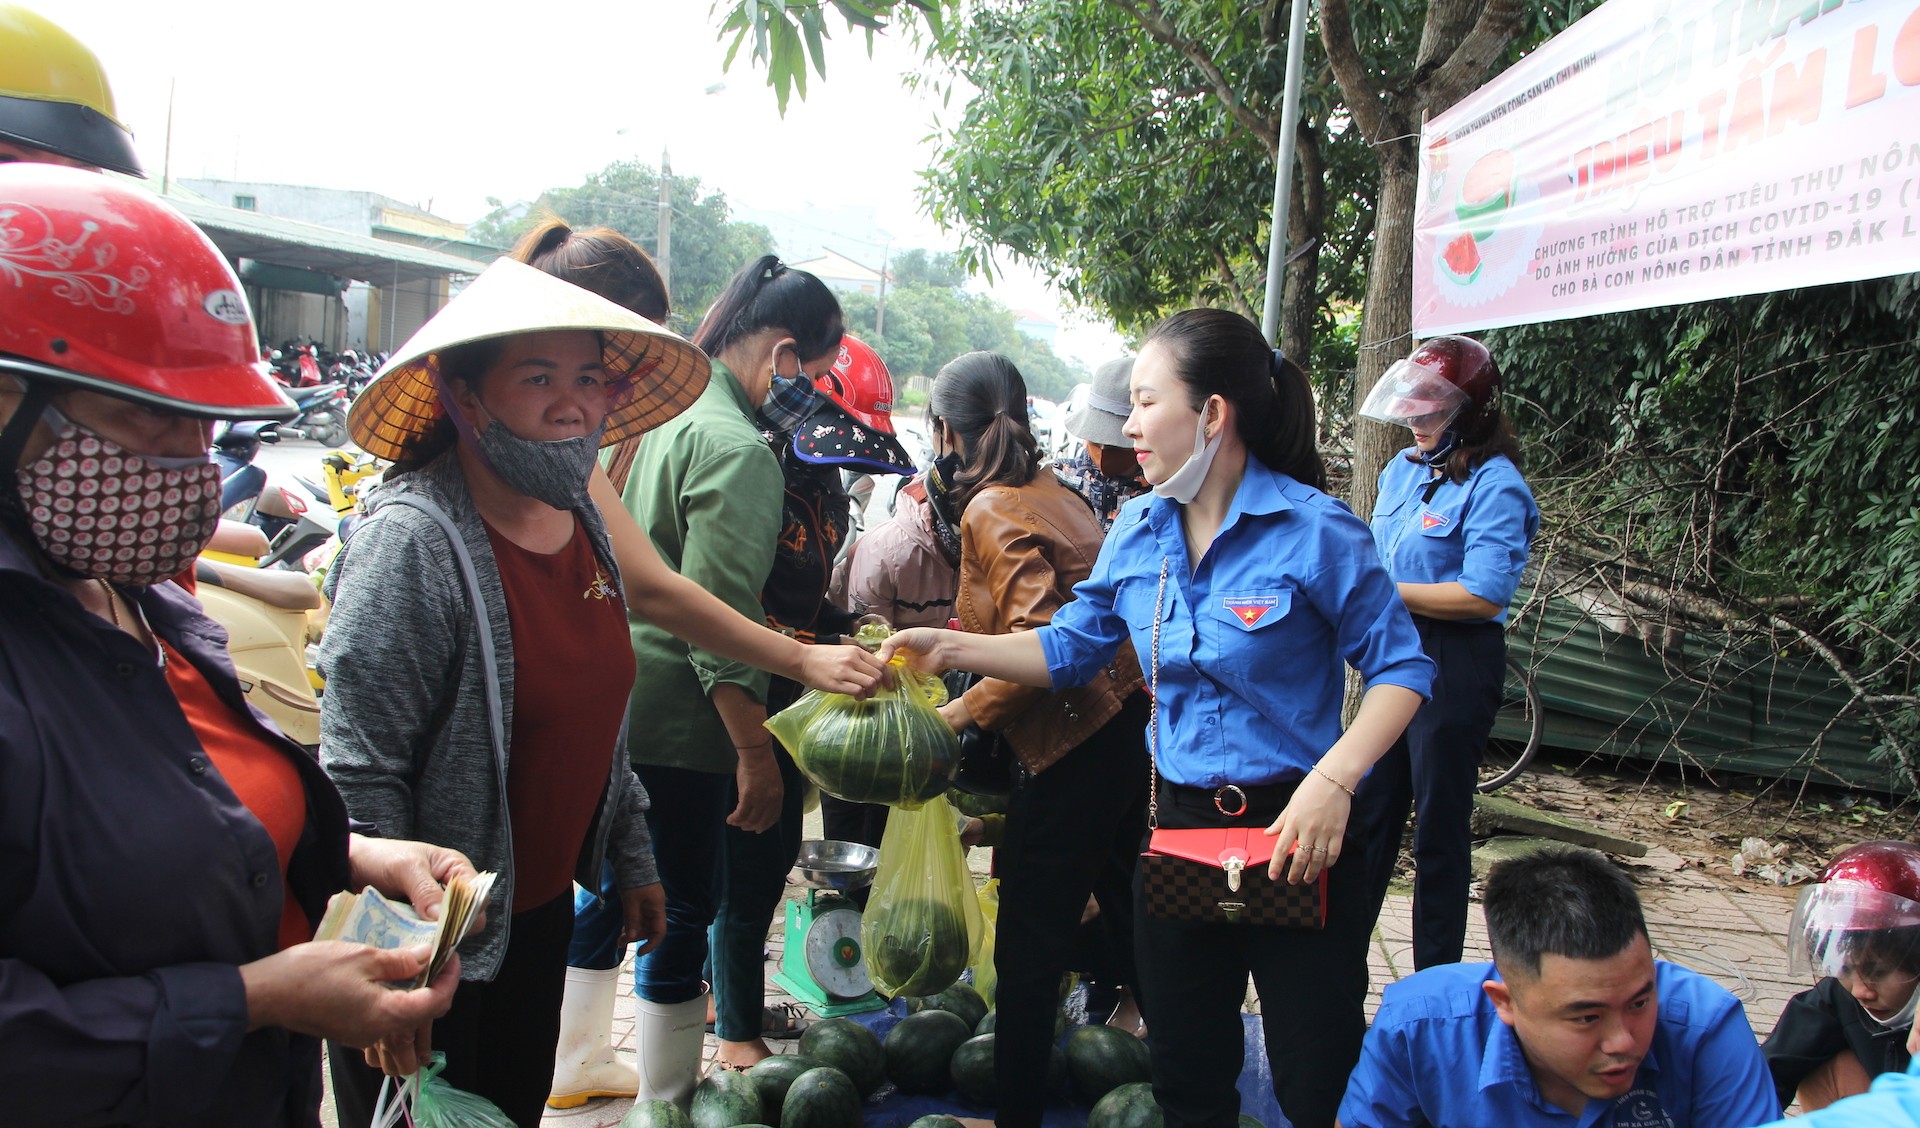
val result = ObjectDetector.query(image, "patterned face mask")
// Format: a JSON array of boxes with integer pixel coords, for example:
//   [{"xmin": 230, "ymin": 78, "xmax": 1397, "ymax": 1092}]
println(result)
[{"xmin": 15, "ymin": 404, "xmax": 221, "ymax": 586}]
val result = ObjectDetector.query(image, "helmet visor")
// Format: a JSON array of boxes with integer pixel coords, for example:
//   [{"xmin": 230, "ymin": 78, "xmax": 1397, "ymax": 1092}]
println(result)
[
  {"xmin": 1789, "ymin": 884, "xmax": 1920, "ymax": 1020},
  {"xmin": 1358, "ymin": 358, "xmax": 1470, "ymax": 429}
]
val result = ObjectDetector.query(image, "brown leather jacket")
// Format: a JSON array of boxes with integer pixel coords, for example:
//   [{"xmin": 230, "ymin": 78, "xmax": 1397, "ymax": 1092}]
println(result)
[{"xmin": 956, "ymin": 472, "xmax": 1145, "ymax": 775}]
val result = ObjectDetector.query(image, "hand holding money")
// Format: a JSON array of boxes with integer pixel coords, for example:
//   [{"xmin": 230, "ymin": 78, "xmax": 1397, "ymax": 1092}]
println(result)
[{"xmin": 315, "ymin": 870, "xmax": 495, "ymax": 988}]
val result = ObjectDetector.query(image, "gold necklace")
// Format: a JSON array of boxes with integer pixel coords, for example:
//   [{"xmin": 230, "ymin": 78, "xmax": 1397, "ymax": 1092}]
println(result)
[{"xmin": 94, "ymin": 578, "xmax": 120, "ymax": 627}]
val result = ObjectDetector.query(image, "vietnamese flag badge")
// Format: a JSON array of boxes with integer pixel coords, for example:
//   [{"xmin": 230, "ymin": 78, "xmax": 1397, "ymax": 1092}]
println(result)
[
  {"xmin": 1420, "ymin": 509, "xmax": 1451, "ymax": 530},
  {"xmin": 1223, "ymin": 594, "xmax": 1280, "ymax": 629}
]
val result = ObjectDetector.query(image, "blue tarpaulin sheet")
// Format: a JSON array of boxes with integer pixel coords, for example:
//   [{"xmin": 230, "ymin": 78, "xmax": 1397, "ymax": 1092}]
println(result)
[{"xmin": 843, "ymin": 1001, "xmax": 1289, "ymax": 1128}]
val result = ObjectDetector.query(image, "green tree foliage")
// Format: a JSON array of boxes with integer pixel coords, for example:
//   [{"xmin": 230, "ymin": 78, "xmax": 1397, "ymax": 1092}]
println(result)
[
  {"xmin": 468, "ymin": 160, "xmax": 773, "ymax": 330},
  {"xmin": 839, "ymin": 254, "xmax": 1088, "ymax": 400},
  {"xmin": 1487, "ymin": 277, "xmax": 1920, "ymax": 780}
]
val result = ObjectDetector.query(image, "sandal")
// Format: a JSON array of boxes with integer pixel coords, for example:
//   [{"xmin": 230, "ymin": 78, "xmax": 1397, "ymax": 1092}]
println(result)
[{"xmin": 762, "ymin": 1001, "xmax": 809, "ymax": 1040}]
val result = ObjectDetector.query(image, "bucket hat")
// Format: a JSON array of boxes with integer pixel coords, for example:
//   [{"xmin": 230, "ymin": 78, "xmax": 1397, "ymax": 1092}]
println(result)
[
  {"xmin": 350, "ymin": 257, "xmax": 709, "ymax": 461},
  {"xmin": 1062, "ymin": 356, "xmax": 1135, "ymax": 448}
]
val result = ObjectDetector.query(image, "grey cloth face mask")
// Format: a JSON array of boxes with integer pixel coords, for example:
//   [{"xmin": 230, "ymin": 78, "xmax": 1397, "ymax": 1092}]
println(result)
[{"xmin": 471, "ymin": 419, "xmax": 606, "ymax": 511}]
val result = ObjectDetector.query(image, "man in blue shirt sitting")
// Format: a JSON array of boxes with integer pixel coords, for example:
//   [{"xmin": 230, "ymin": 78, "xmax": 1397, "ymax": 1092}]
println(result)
[{"xmin": 1338, "ymin": 847, "xmax": 1781, "ymax": 1127}]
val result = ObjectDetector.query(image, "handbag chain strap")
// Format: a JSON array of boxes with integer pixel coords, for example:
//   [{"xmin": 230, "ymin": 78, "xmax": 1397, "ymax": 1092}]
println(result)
[{"xmin": 1147, "ymin": 555, "xmax": 1168, "ymax": 830}]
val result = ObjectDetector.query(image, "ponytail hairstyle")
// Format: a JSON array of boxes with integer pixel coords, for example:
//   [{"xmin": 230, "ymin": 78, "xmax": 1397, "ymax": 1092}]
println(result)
[
  {"xmin": 929, "ymin": 351, "xmax": 1041, "ymax": 509},
  {"xmin": 693, "ymin": 254, "xmax": 844, "ymax": 361},
  {"xmin": 510, "ymin": 216, "xmax": 670, "ymax": 323},
  {"xmin": 1143, "ymin": 308, "xmax": 1326, "ymax": 492}
]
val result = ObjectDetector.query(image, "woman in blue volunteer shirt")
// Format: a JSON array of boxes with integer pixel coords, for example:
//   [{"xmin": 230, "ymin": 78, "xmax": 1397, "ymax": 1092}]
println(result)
[
  {"xmin": 1351, "ymin": 335, "xmax": 1538, "ymax": 972},
  {"xmin": 883, "ymin": 308, "xmax": 1434, "ymax": 1128}
]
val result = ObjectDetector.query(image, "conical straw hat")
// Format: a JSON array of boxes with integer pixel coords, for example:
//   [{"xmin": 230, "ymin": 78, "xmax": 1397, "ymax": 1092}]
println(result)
[{"xmin": 350, "ymin": 257, "xmax": 710, "ymax": 462}]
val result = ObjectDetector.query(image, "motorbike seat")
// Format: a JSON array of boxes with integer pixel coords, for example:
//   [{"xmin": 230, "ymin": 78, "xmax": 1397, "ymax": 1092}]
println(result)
[{"xmin": 196, "ymin": 559, "xmax": 324, "ymax": 612}]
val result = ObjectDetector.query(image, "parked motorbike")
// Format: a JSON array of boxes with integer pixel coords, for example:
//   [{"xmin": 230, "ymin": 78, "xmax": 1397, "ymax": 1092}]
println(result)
[
  {"xmin": 213, "ymin": 419, "xmax": 279, "ymax": 516},
  {"xmin": 194, "ymin": 557, "xmax": 326, "ymax": 749},
  {"xmin": 278, "ymin": 381, "xmax": 350, "ymax": 447}
]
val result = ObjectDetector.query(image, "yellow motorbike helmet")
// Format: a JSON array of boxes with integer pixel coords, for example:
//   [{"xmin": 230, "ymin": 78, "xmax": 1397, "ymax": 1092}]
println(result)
[{"xmin": 0, "ymin": 4, "xmax": 142, "ymax": 175}]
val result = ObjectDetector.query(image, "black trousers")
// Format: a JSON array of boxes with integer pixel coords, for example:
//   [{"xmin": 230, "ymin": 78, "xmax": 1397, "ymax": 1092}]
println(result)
[
  {"xmin": 994, "ymin": 693, "xmax": 1150, "ymax": 1128},
  {"xmin": 328, "ymin": 891, "xmax": 575, "ymax": 1128},
  {"xmin": 1351, "ymin": 618, "xmax": 1506, "ymax": 969},
  {"xmin": 1134, "ymin": 780, "xmax": 1376, "ymax": 1128}
]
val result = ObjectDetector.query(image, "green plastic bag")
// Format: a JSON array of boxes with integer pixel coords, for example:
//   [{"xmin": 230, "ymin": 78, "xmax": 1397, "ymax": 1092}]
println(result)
[
  {"xmin": 371, "ymin": 1053, "xmax": 515, "ymax": 1128},
  {"xmin": 862, "ymin": 793, "xmax": 984, "ymax": 997},
  {"xmin": 765, "ymin": 656, "xmax": 960, "ymax": 809}
]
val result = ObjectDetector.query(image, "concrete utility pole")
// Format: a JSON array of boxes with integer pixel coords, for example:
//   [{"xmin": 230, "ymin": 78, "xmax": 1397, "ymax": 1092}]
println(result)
[
  {"xmin": 874, "ymin": 240, "xmax": 892, "ymax": 338},
  {"xmin": 657, "ymin": 148, "xmax": 673, "ymax": 295},
  {"xmin": 1260, "ymin": 0, "xmax": 1312, "ymax": 344}
]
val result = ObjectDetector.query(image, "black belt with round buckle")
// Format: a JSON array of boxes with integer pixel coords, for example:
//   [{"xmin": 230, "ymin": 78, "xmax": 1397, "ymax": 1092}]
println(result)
[{"xmin": 1213, "ymin": 785, "xmax": 1249, "ymax": 816}]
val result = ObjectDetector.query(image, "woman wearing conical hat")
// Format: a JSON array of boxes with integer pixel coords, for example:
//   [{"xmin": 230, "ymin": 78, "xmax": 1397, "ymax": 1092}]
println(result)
[{"xmin": 319, "ymin": 258, "xmax": 882, "ymax": 1126}]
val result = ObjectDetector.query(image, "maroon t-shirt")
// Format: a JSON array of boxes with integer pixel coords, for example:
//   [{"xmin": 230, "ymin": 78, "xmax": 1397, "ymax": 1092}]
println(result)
[{"xmin": 483, "ymin": 515, "xmax": 636, "ymax": 912}]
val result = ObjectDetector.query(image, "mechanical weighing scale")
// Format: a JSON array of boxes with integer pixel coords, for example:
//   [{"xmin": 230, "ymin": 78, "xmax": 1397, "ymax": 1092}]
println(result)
[{"xmin": 772, "ymin": 839, "xmax": 888, "ymax": 1017}]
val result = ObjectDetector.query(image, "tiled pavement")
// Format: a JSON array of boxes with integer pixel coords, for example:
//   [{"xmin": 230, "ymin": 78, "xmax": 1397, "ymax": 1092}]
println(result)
[{"xmin": 324, "ymin": 830, "xmax": 1809, "ymax": 1127}]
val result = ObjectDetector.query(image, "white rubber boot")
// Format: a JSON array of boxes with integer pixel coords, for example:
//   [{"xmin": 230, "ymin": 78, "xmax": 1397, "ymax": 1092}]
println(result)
[
  {"xmin": 547, "ymin": 966, "xmax": 637, "ymax": 1109},
  {"xmin": 632, "ymin": 988, "xmax": 710, "ymax": 1110}
]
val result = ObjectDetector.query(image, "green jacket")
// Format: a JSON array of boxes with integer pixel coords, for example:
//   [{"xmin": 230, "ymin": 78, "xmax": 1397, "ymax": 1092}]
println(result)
[{"xmin": 621, "ymin": 362, "xmax": 783, "ymax": 772}]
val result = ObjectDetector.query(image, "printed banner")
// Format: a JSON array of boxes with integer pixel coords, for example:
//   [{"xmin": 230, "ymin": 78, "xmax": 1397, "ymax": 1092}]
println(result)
[{"xmin": 1413, "ymin": 0, "xmax": 1920, "ymax": 335}]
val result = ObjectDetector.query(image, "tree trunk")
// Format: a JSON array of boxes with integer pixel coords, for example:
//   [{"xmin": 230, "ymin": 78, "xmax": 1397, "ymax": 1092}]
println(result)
[
  {"xmin": 1279, "ymin": 122, "xmax": 1325, "ymax": 369},
  {"xmin": 1347, "ymin": 140, "xmax": 1419, "ymax": 522}
]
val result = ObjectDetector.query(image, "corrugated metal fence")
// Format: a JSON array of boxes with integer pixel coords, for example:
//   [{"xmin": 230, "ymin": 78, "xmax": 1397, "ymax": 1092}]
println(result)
[{"xmin": 1493, "ymin": 596, "xmax": 1900, "ymax": 795}]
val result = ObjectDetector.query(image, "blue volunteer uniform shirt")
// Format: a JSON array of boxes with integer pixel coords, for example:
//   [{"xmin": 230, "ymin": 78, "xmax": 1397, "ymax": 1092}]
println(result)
[
  {"xmin": 1371, "ymin": 450, "xmax": 1538, "ymax": 625},
  {"xmin": 1338, "ymin": 961, "xmax": 1782, "ymax": 1128},
  {"xmin": 1039, "ymin": 459, "xmax": 1434, "ymax": 788}
]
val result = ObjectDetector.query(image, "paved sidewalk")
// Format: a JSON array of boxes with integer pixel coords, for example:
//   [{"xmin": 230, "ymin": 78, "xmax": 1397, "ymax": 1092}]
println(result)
[
  {"xmin": 531, "ymin": 846, "xmax": 1805, "ymax": 1127},
  {"xmin": 315, "ymin": 809, "xmax": 1805, "ymax": 1126}
]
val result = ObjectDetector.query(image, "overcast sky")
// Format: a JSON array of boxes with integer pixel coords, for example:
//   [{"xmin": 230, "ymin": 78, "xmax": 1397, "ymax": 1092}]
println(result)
[{"xmin": 35, "ymin": 0, "xmax": 1124, "ymax": 367}]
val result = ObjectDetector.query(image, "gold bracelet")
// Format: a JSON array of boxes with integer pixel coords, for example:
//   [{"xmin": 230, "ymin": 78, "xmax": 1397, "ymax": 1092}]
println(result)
[{"xmin": 1312, "ymin": 764, "xmax": 1356, "ymax": 797}]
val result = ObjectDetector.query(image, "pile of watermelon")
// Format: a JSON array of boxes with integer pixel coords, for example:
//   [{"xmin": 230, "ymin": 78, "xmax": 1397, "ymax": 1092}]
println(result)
[{"xmin": 620, "ymin": 981, "xmax": 1275, "ymax": 1128}]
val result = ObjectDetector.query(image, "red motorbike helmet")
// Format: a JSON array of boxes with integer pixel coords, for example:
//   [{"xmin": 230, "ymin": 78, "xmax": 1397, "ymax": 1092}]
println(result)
[
  {"xmin": 1358, "ymin": 335, "xmax": 1503, "ymax": 442},
  {"xmin": 817, "ymin": 335, "xmax": 899, "ymax": 434},
  {"xmin": 1789, "ymin": 841, "xmax": 1920, "ymax": 1028},
  {"xmin": 0, "ymin": 164, "xmax": 295, "ymax": 419}
]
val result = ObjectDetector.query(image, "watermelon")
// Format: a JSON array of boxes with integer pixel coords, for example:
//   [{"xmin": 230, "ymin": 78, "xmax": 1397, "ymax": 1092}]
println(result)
[
  {"xmin": 1047, "ymin": 1045, "xmax": 1070, "ymax": 1100},
  {"xmin": 798, "ymin": 1018, "xmax": 887, "ymax": 1096},
  {"xmin": 781, "ymin": 675, "xmax": 959, "ymax": 806},
  {"xmin": 949, "ymin": 1032, "xmax": 997, "ymax": 1105},
  {"xmin": 747, "ymin": 1054, "xmax": 827, "ymax": 1121},
  {"xmin": 1065, "ymin": 1025, "xmax": 1153, "ymax": 1105},
  {"xmin": 621, "ymin": 1100, "xmax": 694, "ymax": 1128},
  {"xmin": 908, "ymin": 1118, "xmax": 967, "ymax": 1128},
  {"xmin": 1088, "ymin": 1081, "xmax": 1164, "ymax": 1128},
  {"xmin": 781, "ymin": 1066, "xmax": 863, "ymax": 1128},
  {"xmin": 1238, "ymin": 1116, "xmax": 1264, "ymax": 1128},
  {"xmin": 885, "ymin": 1008, "xmax": 974, "ymax": 1093},
  {"xmin": 691, "ymin": 1070, "xmax": 763, "ymax": 1128},
  {"xmin": 910, "ymin": 981, "xmax": 989, "ymax": 1033},
  {"xmin": 868, "ymin": 897, "xmax": 971, "ymax": 997},
  {"xmin": 947, "ymin": 788, "xmax": 1008, "ymax": 817},
  {"xmin": 1442, "ymin": 233, "xmax": 1482, "ymax": 281},
  {"xmin": 974, "ymin": 1010, "xmax": 996, "ymax": 1036}
]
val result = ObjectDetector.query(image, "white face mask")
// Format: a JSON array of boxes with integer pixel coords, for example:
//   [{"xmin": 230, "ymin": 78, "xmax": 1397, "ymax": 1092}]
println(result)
[{"xmin": 1150, "ymin": 406, "xmax": 1222, "ymax": 504}]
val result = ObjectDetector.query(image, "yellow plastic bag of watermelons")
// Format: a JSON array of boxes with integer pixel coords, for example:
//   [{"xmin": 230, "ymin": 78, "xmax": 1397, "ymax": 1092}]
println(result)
[
  {"xmin": 969, "ymin": 877, "xmax": 1000, "ymax": 1007},
  {"xmin": 765, "ymin": 656, "xmax": 960, "ymax": 809},
  {"xmin": 862, "ymin": 793, "xmax": 984, "ymax": 998}
]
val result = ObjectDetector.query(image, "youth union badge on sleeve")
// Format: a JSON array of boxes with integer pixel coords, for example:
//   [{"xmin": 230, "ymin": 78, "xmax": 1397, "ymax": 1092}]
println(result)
[
  {"xmin": 1223, "ymin": 594, "xmax": 1279, "ymax": 628},
  {"xmin": 1420, "ymin": 509, "xmax": 1451, "ymax": 530}
]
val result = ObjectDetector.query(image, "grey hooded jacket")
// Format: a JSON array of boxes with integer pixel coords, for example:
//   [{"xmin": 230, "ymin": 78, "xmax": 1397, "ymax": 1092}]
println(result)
[{"xmin": 318, "ymin": 453, "xmax": 657, "ymax": 979}]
